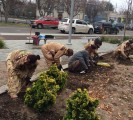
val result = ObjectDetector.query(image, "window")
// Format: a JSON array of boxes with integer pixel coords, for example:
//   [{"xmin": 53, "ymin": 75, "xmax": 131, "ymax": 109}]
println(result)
[
  {"xmin": 69, "ymin": 20, "xmax": 74, "ymax": 23},
  {"xmin": 76, "ymin": 20, "xmax": 82, "ymax": 24},
  {"xmin": 82, "ymin": 21, "xmax": 87, "ymax": 25},
  {"xmin": 61, "ymin": 19, "xmax": 68, "ymax": 22}
]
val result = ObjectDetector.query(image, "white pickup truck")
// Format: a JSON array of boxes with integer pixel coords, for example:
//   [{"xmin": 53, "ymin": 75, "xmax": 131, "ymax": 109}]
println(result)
[{"xmin": 58, "ymin": 18, "xmax": 94, "ymax": 34}]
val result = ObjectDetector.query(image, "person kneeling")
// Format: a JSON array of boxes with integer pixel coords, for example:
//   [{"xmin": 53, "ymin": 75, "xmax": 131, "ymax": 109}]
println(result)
[
  {"xmin": 113, "ymin": 39, "xmax": 133, "ymax": 60},
  {"xmin": 68, "ymin": 50, "xmax": 94, "ymax": 73}
]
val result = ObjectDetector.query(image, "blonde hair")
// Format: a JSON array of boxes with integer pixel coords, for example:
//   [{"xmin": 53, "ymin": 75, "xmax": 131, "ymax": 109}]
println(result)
[{"xmin": 84, "ymin": 39, "xmax": 95, "ymax": 50}]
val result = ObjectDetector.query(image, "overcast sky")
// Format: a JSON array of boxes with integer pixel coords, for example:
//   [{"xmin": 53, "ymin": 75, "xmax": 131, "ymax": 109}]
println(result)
[
  {"xmin": 110, "ymin": 0, "xmax": 129, "ymax": 11},
  {"xmin": 31, "ymin": 0, "xmax": 129, "ymax": 11}
]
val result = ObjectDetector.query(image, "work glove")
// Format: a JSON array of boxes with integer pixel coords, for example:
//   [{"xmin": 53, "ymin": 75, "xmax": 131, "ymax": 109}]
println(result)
[
  {"xmin": 25, "ymin": 77, "xmax": 32, "ymax": 86},
  {"xmin": 126, "ymin": 57, "xmax": 130, "ymax": 60},
  {"xmin": 89, "ymin": 59, "xmax": 97, "ymax": 66},
  {"xmin": 93, "ymin": 54, "xmax": 99, "ymax": 63},
  {"xmin": 57, "ymin": 64, "xmax": 63, "ymax": 71}
]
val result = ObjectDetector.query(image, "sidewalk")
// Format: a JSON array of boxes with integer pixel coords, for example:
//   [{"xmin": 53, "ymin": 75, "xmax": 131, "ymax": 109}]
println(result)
[
  {"xmin": 0, "ymin": 39, "xmax": 118, "ymax": 88},
  {"xmin": 0, "ymin": 39, "xmax": 118, "ymax": 61}
]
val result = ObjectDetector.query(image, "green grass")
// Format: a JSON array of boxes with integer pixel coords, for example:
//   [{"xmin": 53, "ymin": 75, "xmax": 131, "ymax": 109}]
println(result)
[
  {"xmin": 0, "ymin": 39, "xmax": 6, "ymax": 48},
  {"xmin": 0, "ymin": 22, "xmax": 29, "ymax": 27},
  {"xmin": 101, "ymin": 36, "xmax": 121, "ymax": 44},
  {"xmin": 123, "ymin": 36, "xmax": 133, "ymax": 41},
  {"xmin": 101, "ymin": 36, "xmax": 133, "ymax": 44}
]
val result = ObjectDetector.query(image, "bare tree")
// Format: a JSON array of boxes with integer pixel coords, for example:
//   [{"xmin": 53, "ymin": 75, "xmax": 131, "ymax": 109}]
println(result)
[
  {"xmin": 36, "ymin": 0, "xmax": 58, "ymax": 16},
  {"xmin": 1, "ymin": 0, "xmax": 29, "ymax": 22},
  {"xmin": 85, "ymin": 0, "xmax": 101, "ymax": 23},
  {"xmin": 85, "ymin": 0, "xmax": 114, "ymax": 23},
  {"xmin": 1, "ymin": 0, "xmax": 10, "ymax": 22},
  {"xmin": 64, "ymin": 0, "xmax": 83, "ymax": 17}
]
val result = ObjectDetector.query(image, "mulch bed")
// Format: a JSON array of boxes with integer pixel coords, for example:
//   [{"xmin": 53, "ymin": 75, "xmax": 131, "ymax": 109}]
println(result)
[{"xmin": 0, "ymin": 53, "xmax": 133, "ymax": 120}]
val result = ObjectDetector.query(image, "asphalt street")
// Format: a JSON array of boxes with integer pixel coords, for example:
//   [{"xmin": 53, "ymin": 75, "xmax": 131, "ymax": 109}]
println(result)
[{"xmin": 0, "ymin": 26, "xmax": 133, "ymax": 40}]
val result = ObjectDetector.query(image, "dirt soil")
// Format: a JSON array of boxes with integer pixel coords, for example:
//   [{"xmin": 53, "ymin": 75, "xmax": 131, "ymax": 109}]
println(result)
[{"xmin": 0, "ymin": 53, "xmax": 133, "ymax": 120}]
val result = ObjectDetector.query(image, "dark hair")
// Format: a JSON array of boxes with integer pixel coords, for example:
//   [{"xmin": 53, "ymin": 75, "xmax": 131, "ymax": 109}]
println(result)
[
  {"xmin": 94, "ymin": 38, "xmax": 102, "ymax": 46},
  {"xmin": 27, "ymin": 55, "xmax": 40, "ymax": 64},
  {"xmin": 128, "ymin": 39, "xmax": 133, "ymax": 44},
  {"xmin": 35, "ymin": 32, "xmax": 40, "ymax": 36},
  {"xmin": 67, "ymin": 49, "xmax": 73, "ymax": 56}
]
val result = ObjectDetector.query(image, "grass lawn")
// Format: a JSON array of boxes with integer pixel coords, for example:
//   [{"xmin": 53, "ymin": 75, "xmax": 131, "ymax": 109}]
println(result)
[{"xmin": 0, "ymin": 22, "xmax": 29, "ymax": 27}]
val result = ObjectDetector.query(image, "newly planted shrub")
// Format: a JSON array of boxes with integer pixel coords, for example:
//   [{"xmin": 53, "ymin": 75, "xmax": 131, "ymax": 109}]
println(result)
[
  {"xmin": 64, "ymin": 88, "xmax": 100, "ymax": 120},
  {"xmin": 46, "ymin": 64, "xmax": 68, "ymax": 91},
  {"xmin": 24, "ymin": 65, "xmax": 68, "ymax": 112},
  {"xmin": 0, "ymin": 39, "xmax": 5, "ymax": 48},
  {"xmin": 24, "ymin": 73, "xmax": 59, "ymax": 112}
]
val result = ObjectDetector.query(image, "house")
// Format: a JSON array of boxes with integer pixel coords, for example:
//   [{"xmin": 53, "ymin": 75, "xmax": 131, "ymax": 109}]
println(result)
[{"xmin": 105, "ymin": 11, "xmax": 126, "ymax": 23}]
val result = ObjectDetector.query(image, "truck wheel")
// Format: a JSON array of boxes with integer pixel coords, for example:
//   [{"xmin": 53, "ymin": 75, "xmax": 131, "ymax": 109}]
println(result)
[
  {"xmin": 88, "ymin": 29, "xmax": 93, "ymax": 34},
  {"xmin": 72, "ymin": 28, "xmax": 75, "ymax": 34},
  {"xmin": 37, "ymin": 24, "xmax": 43, "ymax": 29},
  {"xmin": 115, "ymin": 30, "xmax": 118, "ymax": 34}
]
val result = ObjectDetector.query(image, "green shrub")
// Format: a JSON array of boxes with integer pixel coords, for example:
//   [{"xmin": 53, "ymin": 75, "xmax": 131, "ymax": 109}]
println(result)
[
  {"xmin": 101, "ymin": 36, "xmax": 121, "ymax": 44},
  {"xmin": 64, "ymin": 89, "xmax": 100, "ymax": 120},
  {"xmin": 24, "ymin": 73, "xmax": 59, "ymax": 112},
  {"xmin": 123, "ymin": 36, "xmax": 133, "ymax": 41},
  {"xmin": 46, "ymin": 64, "xmax": 68, "ymax": 91},
  {"xmin": 0, "ymin": 39, "xmax": 5, "ymax": 48},
  {"xmin": 24, "ymin": 65, "xmax": 68, "ymax": 112}
]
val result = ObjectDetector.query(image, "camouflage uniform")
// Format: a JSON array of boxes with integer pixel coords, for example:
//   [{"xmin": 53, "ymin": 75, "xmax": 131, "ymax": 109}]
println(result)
[
  {"xmin": 84, "ymin": 39, "xmax": 98, "ymax": 57},
  {"xmin": 41, "ymin": 42, "xmax": 68, "ymax": 67},
  {"xmin": 113, "ymin": 40, "xmax": 132, "ymax": 59},
  {"xmin": 6, "ymin": 50, "xmax": 38, "ymax": 97}
]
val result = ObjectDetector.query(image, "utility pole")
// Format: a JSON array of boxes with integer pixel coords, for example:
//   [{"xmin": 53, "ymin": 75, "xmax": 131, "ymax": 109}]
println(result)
[
  {"xmin": 0, "ymin": 1, "xmax": 2, "ymax": 22},
  {"xmin": 68, "ymin": 0, "xmax": 74, "ymax": 45},
  {"xmin": 123, "ymin": 0, "xmax": 132, "ymax": 41}
]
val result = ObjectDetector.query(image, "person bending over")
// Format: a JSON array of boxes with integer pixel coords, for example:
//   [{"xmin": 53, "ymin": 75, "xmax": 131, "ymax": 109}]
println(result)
[
  {"xmin": 113, "ymin": 39, "xmax": 133, "ymax": 60},
  {"xmin": 6, "ymin": 50, "xmax": 40, "ymax": 99},
  {"xmin": 41, "ymin": 42, "xmax": 73, "ymax": 70}
]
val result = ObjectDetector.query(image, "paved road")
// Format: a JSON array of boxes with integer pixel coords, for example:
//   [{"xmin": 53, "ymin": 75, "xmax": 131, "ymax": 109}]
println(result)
[
  {"xmin": 0, "ymin": 26, "xmax": 133, "ymax": 35},
  {"xmin": 0, "ymin": 26, "xmax": 133, "ymax": 40}
]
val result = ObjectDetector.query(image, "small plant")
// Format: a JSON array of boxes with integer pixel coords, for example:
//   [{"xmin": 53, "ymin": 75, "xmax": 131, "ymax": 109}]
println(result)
[
  {"xmin": 24, "ymin": 65, "xmax": 68, "ymax": 112},
  {"xmin": 46, "ymin": 64, "xmax": 68, "ymax": 91},
  {"xmin": 24, "ymin": 73, "xmax": 59, "ymax": 112},
  {"xmin": 0, "ymin": 39, "xmax": 5, "ymax": 48},
  {"xmin": 64, "ymin": 88, "xmax": 100, "ymax": 120}
]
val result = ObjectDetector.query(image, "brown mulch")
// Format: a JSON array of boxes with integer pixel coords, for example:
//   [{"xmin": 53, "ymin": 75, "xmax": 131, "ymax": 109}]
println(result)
[{"xmin": 0, "ymin": 53, "xmax": 133, "ymax": 120}]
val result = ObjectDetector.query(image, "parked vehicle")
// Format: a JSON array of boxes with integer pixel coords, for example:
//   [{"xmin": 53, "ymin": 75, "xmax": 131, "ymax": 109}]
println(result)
[
  {"xmin": 58, "ymin": 18, "xmax": 94, "ymax": 34},
  {"xmin": 126, "ymin": 24, "xmax": 133, "ymax": 30},
  {"xmin": 30, "ymin": 16, "xmax": 59, "ymax": 29},
  {"xmin": 115, "ymin": 23, "xmax": 124, "ymax": 30},
  {"xmin": 93, "ymin": 21, "xmax": 119, "ymax": 34}
]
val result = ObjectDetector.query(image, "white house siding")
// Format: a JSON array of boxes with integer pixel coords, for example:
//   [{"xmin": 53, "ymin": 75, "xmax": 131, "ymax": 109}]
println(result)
[{"xmin": 106, "ymin": 11, "xmax": 126, "ymax": 23}]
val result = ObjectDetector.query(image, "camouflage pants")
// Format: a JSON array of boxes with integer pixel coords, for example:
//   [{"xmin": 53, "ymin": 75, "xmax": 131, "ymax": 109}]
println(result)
[
  {"xmin": 6, "ymin": 57, "xmax": 27, "ymax": 97},
  {"xmin": 113, "ymin": 50, "xmax": 130, "ymax": 60}
]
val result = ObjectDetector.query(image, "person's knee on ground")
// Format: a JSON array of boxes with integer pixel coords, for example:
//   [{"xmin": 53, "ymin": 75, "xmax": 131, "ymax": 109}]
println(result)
[{"xmin": 68, "ymin": 60, "xmax": 80, "ymax": 72}]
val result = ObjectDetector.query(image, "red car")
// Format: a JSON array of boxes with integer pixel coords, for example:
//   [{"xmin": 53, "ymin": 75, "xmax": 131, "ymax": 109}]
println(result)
[
  {"xmin": 126, "ymin": 24, "xmax": 133, "ymax": 30},
  {"xmin": 30, "ymin": 16, "xmax": 59, "ymax": 29}
]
